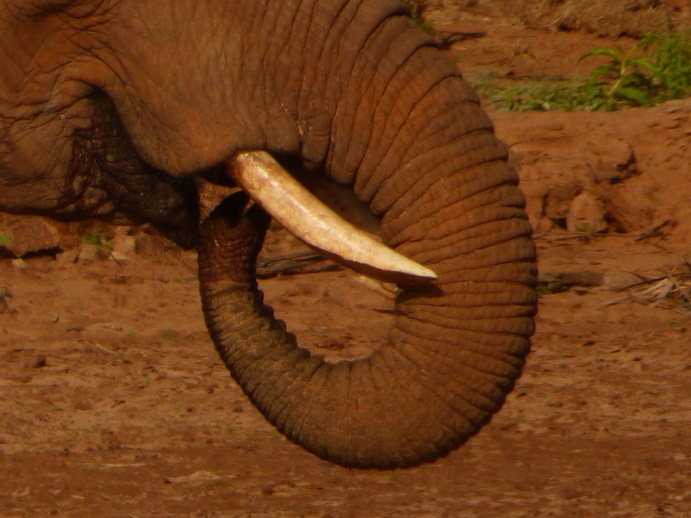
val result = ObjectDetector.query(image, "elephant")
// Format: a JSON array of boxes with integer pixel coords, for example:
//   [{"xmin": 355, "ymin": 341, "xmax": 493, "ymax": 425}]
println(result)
[{"xmin": 1, "ymin": 0, "xmax": 537, "ymax": 468}]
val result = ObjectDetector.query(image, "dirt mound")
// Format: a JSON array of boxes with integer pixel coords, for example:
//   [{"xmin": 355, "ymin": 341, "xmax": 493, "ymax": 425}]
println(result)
[
  {"xmin": 493, "ymin": 98, "xmax": 691, "ymax": 244},
  {"xmin": 419, "ymin": 0, "xmax": 691, "ymax": 37}
]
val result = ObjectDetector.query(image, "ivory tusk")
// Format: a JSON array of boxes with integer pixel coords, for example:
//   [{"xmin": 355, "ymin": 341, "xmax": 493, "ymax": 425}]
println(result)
[{"xmin": 227, "ymin": 151, "xmax": 437, "ymax": 284}]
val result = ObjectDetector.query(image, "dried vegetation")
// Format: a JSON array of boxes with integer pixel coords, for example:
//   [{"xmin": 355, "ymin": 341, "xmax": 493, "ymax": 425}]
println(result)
[
  {"xmin": 618, "ymin": 263, "xmax": 691, "ymax": 311},
  {"xmin": 418, "ymin": 0, "xmax": 691, "ymax": 37}
]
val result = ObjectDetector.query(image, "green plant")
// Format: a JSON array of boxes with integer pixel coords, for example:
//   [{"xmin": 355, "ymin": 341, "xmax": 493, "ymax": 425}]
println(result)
[
  {"xmin": 476, "ymin": 30, "xmax": 691, "ymax": 112},
  {"xmin": 476, "ymin": 76, "xmax": 603, "ymax": 112},
  {"xmin": 579, "ymin": 30, "xmax": 691, "ymax": 110},
  {"xmin": 642, "ymin": 31, "xmax": 691, "ymax": 98},
  {"xmin": 580, "ymin": 46, "xmax": 656, "ymax": 109},
  {"xmin": 536, "ymin": 282, "xmax": 554, "ymax": 297},
  {"xmin": 160, "ymin": 328, "xmax": 180, "ymax": 343},
  {"xmin": 400, "ymin": 0, "xmax": 433, "ymax": 31},
  {"xmin": 0, "ymin": 234, "xmax": 11, "ymax": 246},
  {"xmin": 83, "ymin": 230, "xmax": 114, "ymax": 255}
]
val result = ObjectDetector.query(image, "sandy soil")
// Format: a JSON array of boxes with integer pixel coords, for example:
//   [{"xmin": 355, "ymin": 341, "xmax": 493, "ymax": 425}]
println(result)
[{"xmin": 1, "ymin": 7, "xmax": 690, "ymax": 518}]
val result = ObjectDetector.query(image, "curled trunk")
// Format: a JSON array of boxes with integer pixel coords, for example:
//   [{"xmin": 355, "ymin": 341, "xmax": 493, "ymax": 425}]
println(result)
[{"xmin": 198, "ymin": 7, "xmax": 536, "ymax": 468}]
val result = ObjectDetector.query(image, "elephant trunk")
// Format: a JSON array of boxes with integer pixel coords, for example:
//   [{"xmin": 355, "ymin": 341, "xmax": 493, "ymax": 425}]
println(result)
[
  {"xmin": 198, "ymin": 12, "xmax": 536, "ymax": 469},
  {"xmin": 198, "ymin": 121, "xmax": 535, "ymax": 470}
]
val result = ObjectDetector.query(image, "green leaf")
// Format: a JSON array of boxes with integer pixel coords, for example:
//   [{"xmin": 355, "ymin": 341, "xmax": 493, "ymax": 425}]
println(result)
[
  {"xmin": 616, "ymin": 86, "xmax": 652, "ymax": 106},
  {"xmin": 629, "ymin": 56, "xmax": 657, "ymax": 73},
  {"xmin": 587, "ymin": 64, "xmax": 617, "ymax": 82},
  {"xmin": 579, "ymin": 47, "xmax": 623, "ymax": 62}
]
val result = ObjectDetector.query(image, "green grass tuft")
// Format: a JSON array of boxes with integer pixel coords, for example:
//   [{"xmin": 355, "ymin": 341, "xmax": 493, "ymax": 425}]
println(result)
[
  {"xmin": 475, "ymin": 75, "xmax": 603, "ymax": 112},
  {"xmin": 477, "ymin": 30, "xmax": 691, "ymax": 112},
  {"xmin": 82, "ymin": 230, "xmax": 114, "ymax": 255}
]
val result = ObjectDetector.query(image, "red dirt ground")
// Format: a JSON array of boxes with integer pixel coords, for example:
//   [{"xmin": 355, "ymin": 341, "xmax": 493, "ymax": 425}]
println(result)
[{"xmin": 1, "ymin": 7, "xmax": 690, "ymax": 518}]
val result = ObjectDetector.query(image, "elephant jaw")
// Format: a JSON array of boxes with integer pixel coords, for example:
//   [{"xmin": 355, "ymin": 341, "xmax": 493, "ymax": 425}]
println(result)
[{"xmin": 227, "ymin": 151, "xmax": 437, "ymax": 284}]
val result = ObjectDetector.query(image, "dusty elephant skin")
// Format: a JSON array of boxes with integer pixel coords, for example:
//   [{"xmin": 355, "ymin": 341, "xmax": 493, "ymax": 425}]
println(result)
[{"xmin": 0, "ymin": 0, "xmax": 536, "ymax": 468}]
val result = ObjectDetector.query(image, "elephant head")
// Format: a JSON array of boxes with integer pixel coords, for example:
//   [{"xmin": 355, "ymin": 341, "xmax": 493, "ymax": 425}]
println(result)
[{"xmin": 1, "ymin": 0, "xmax": 537, "ymax": 468}]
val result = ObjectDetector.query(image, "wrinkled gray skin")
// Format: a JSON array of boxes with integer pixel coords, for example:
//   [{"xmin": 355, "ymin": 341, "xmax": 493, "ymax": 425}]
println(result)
[{"xmin": 1, "ymin": 0, "xmax": 537, "ymax": 468}]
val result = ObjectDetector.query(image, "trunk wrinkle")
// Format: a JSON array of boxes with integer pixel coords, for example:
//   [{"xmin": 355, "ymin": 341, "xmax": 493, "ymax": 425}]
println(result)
[
  {"xmin": 391, "ymin": 189, "xmax": 525, "ymax": 243},
  {"xmin": 354, "ymin": 50, "xmax": 458, "ymax": 193},
  {"xmin": 368, "ymin": 353, "xmax": 423, "ymax": 465},
  {"xmin": 398, "ymin": 217, "xmax": 530, "ymax": 256},
  {"xmin": 382, "ymin": 155, "xmax": 511, "ymax": 231},
  {"xmin": 375, "ymin": 349, "xmax": 461, "ymax": 462},
  {"xmin": 393, "ymin": 331, "xmax": 517, "ymax": 391},
  {"xmin": 332, "ymin": 17, "xmax": 435, "ymax": 184},
  {"xmin": 390, "ymin": 341, "xmax": 502, "ymax": 414},
  {"xmin": 392, "ymin": 325, "xmax": 525, "ymax": 380},
  {"xmin": 394, "ymin": 325, "xmax": 530, "ymax": 364}
]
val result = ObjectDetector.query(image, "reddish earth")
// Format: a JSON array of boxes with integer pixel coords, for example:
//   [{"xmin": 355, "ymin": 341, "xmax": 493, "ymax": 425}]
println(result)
[{"xmin": 1, "ymin": 6, "xmax": 690, "ymax": 518}]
